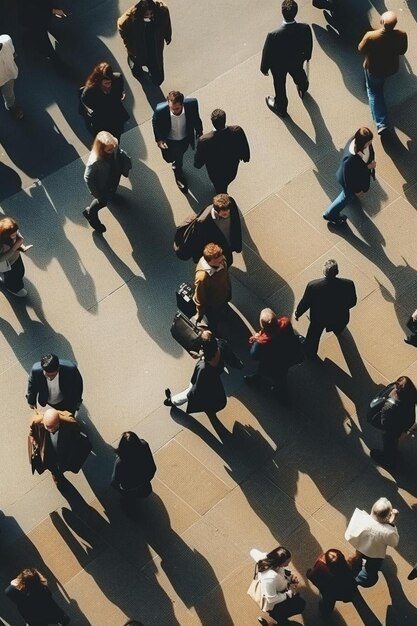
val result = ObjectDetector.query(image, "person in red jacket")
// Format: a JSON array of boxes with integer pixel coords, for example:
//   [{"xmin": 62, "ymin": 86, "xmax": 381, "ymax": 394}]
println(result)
[{"xmin": 306, "ymin": 549, "xmax": 358, "ymax": 617}]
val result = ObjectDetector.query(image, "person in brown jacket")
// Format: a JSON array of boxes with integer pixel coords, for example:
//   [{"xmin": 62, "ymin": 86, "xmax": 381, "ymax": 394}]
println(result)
[
  {"xmin": 358, "ymin": 11, "xmax": 407, "ymax": 135},
  {"xmin": 193, "ymin": 243, "xmax": 231, "ymax": 333},
  {"xmin": 117, "ymin": 0, "xmax": 171, "ymax": 86}
]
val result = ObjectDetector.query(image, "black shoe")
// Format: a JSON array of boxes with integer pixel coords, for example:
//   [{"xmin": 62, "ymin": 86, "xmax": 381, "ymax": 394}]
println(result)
[
  {"xmin": 323, "ymin": 214, "xmax": 347, "ymax": 226},
  {"xmin": 175, "ymin": 177, "xmax": 188, "ymax": 193},
  {"xmin": 404, "ymin": 337, "xmax": 416, "ymax": 346},
  {"xmin": 265, "ymin": 96, "xmax": 287, "ymax": 118},
  {"xmin": 408, "ymin": 567, "xmax": 417, "ymax": 580},
  {"xmin": 164, "ymin": 388, "xmax": 172, "ymax": 406},
  {"xmin": 370, "ymin": 449, "xmax": 394, "ymax": 470},
  {"xmin": 83, "ymin": 209, "xmax": 106, "ymax": 233}
]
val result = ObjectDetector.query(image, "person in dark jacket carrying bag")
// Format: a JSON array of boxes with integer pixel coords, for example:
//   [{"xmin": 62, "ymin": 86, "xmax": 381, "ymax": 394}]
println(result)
[
  {"xmin": 323, "ymin": 127, "xmax": 376, "ymax": 226},
  {"xmin": 306, "ymin": 549, "xmax": 358, "ymax": 618},
  {"xmin": 370, "ymin": 376, "xmax": 417, "ymax": 469},
  {"xmin": 112, "ymin": 431, "xmax": 156, "ymax": 505}
]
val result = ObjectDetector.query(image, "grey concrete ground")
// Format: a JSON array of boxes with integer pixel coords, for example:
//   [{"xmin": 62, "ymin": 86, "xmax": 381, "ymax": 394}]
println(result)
[{"xmin": 1, "ymin": 0, "xmax": 417, "ymax": 624}]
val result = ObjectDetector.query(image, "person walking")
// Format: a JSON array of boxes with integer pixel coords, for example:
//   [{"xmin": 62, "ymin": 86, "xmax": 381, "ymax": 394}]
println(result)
[
  {"xmin": 80, "ymin": 62, "xmax": 129, "ymax": 140},
  {"xmin": 194, "ymin": 109, "xmax": 250, "ymax": 193},
  {"xmin": 5, "ymin": 568, "xmax": 70, "ymax": 625},
  {"xmin": 345, "ymin": 497, "xmax": 399, "ymax": 588},
  {"xmin": 323, "ymin": 127, "xmax": 376, "ymax": 226},
  {"xmin": 29, "ymin": 408, "xmax": 92, "ymax": 490},
  {"xmin": 118, "ymin": 0, "xmax": 171, "ymax": 85},
  {"xmin": 152, "ymin": 90, "xmax": 203, "ymax": 193},
  {"xmin": 249, "ymin": 546, "xmax": 306, "ymax": 625},
  {"xmin": 369, "ymin": 376, "xmax": 417, "ymax": 470},
  {"xmin": 0, "ymin": 33, "xmax": 23, "ymax": 120},
  {"xmin": 111, "ymin": 431, "xmax": 156, "ymax": 501},
  {"xmin": 26, "ymin": 353, "xmax": 83, "ymax": 415},
  {"xmin": 404, "ymin": 307, "xmax": 417, "ymax": 346},
  {"xmin": 295, "ymin": 259, "xmax": 357, "ymax": 357},
  {"xmin": 0, "ymin": 216, "xmax": 30, "ymax": 297},
  {"xmin": 164, "ymin": 331, "xmax": 227, "ymax": 420},
  {"xmin": 19, "ymin": 0, "xmax": 66, "ymax": 61},
  {"xmin": 245, "ymin": 309, "xmax": 304, "ymax": 398},
  {"xmin": 83, "ymin": 131, "xmax": 131, "ymax": 233},
  {"xmin": 261, "ymin": 0, "xmax": 313, "ymax": 118},
  {"xmin": 193, "ymin": 243, "xmax": 232, "ymax": 332},
  {"xmin": 306, "ymin": 549, "xmax": 357, "ymax": 618},
  {"xmin": 358, "ymin": 11, "xmax": 407, "ymax": 135}
]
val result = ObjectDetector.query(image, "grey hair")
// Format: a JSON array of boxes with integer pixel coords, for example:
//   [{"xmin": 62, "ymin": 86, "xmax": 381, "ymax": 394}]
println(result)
[
  {"xmin": 323, "ymin": 259, "xmax": 339, "ymax": 278},
  {"xmin": 371, "ymin": 497, "xmax": 393, "ymax": 523}
]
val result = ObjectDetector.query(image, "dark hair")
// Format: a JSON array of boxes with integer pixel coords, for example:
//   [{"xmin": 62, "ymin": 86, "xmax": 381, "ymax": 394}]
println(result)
[
  {"xmin": 133, "ymin": 0, "xmax": 157, "ymax": 19},
  {"xmin": 323, "ymin": 259, "xmax": 338, "ymax": 279},
  {"xmin": 85, "ymin": 62, "xmax": 114, "ymax": 89},
  {"xmin": 41, "ymin": 354, "xmax": 59, "ymax": 373},
  {"xmin": 116, "ymin": 431, "xmax": 142, "ymax": 460},
  {"xmin": 324, "ymin": 549, "xmax": 349, "ymax": 571},
  {"xmin": 395, "ymin": 376, "xmax": 417, "ymax": 402},
  {"xmin": 167, "ymin": 90, "xmax": 184, "ymax": 105},
  {"xmin": 353, "ymin": 127, "xmax": 373, "ymax": 153},
  {"xmin": 211, "ymin": 109, "xmax": 226, "ymax": 130},
  {"xmin": 257, "ymin": 547, "xmax": 291, "ymax": 572},
  {"xmin": 282, "ymin": 0, "xmax": 298, "ymax": 21},
  {"xmin": 15, "ymin": 569, "xmax": 48, "ymax": 592}
]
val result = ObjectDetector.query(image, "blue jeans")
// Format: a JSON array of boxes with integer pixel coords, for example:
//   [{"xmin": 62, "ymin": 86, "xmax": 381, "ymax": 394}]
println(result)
[
  {"xmin": 355, "ymin": 556, "xmax": 383, "ymax": 588},
  {"xmin": 364, "ymin": 70, "xmax": 388, "ymax": 131},
  {"xmin": 323, "ymin": 188, "xmax": 354, "ymax": 221}
]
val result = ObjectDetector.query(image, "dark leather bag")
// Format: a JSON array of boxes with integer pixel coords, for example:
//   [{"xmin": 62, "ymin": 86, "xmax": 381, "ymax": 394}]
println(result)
[
  {"xmin": 171, "ymin": 311, "xmax": 202, "ymax": 355},
  {"xmin": 367, "ymin": 384, "xmax": 397, "ymax": 430}
]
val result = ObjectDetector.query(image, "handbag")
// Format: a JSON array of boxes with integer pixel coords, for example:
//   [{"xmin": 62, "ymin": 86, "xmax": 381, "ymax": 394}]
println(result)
[
  {"xmin": 247, "ymin": 564, "xmax": 268, "ymax": 611},
  {"xmin": 367, "ymin": 383, "xmax": 397, "ymax": 430},
  {"xmin": 171, "ymin": 311, "xmax": 202, "ymax": 355}
]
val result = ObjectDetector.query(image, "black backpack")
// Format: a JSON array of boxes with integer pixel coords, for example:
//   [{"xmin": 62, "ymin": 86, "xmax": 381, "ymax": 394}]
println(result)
[{"xmin": 173, "ymin": 213, "xmax": 202, "ymax": 260}]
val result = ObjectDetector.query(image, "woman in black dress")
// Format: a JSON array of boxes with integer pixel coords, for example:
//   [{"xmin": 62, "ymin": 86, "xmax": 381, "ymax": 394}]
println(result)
[
  {"xmin": 112, "ymin": 431, "xmax": 156, "ymax": 500},
  {"xmin": 80, "ymin": 62, "xmax": 129, "ymax": 140}
]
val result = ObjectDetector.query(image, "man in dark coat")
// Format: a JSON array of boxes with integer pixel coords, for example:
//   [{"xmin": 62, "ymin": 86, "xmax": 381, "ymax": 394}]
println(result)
[
  {"xmin": 194, "ymin": 109, "xmax": 250, "ymax": 193},
  {"xmin": 193, "ymin": 194, "xmax": 242, "ymax": 267},
  {"xmin": 261, "ymin": 0, "xmax": 313, "ymax": 117},
  {"xmin": 19, "ymin": 0, "xmax": 66, "ymax": 59},
  {"xmin": 26, "ymin": 353, "xmax": 83, "ymax": 415},
  {"xmin": 295, "ymin": 259, "xmax": 357, "ymax": 356},
  {"xmin": 152, "ymin": 90, "xmax": 203, "ymax": 193},
  {"xmin": 29, "ymin": 409, "xmax": 91, "ymax": 489},
  {"xmin": 117, "ymin": 0, "xmax": 172, "ymax": 85}
]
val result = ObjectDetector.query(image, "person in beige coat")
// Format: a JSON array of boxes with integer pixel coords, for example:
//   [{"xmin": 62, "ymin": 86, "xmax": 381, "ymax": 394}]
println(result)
[{"xmin": 117, "ymin": 0, "xmax": 171, "ymax": 85}]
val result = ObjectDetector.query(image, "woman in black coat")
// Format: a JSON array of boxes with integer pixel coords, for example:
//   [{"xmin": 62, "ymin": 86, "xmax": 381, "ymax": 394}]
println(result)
[
  {"xmin": 306, "ymin": 549, "xmax": 358, "ymax": 618},
  {"xmin": 323, "ymin": 127, "xmax": 376, "ymax": 225},
  {"xmin": 112, "ymin": 431, "xmax": 156, "ymax": 499},
  {"xmin": 164, "ymin": 330, "xmax": 227, "ymax": 418},
  {"xmin": 5, "ymin": 568, "xmax": 70, "ymax": 626},
  {"xmin": 245, "ymin": 309, "xmax": 303, "ymax": 398},
  {"xmin": 80, "ymin": 62, "xmax": 129, "ymax": 140},
  {"xmin": 370, "ymin": 376, "xmax": 417, "ymax": 469}
]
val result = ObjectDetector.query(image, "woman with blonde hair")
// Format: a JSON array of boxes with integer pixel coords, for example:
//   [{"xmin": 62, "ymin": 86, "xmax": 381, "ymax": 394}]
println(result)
[
  {"xmin": 80, "ymin": 61, "xmax": 129, "ymax": 140},
  {"xmin": 0, "ymin": 216, "xmax": 30, "ymax": 297},
  {"xmin": 83, "ymin": 131, "xmax": 131, "ymax": 233},
  {"xmin": 5, "ymin": 567, "xmax": 70, "ymax": 625}
]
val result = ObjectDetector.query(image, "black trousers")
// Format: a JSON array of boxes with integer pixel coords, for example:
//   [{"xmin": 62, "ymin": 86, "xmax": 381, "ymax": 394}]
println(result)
[
  {"xmin": 272, "ymin": 64, "xmax": 309, "ymax": 113},
  {"xmin": 3, "ymin": 255, "xmax": 25, "ymax": 292},
  {"xmin": 128, "ymin": 55, "xmax": 164, "ymax": 86},
  {"xmin": 382, "ymin": 430, "xmax": 400, "ymax": 464},
  {"xmin": 305, "ymin": 321, "xmax": 345, "ymax": 356},
  {"xmin": 161, "ymin": 138, "xmax": 190, "ymax": 174}
]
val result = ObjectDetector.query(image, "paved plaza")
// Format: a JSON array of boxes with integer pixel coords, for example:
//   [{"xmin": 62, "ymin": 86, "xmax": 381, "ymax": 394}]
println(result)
[{"xmin": 1, "ymin": 0, "xmax": 417, "ymax": 624}]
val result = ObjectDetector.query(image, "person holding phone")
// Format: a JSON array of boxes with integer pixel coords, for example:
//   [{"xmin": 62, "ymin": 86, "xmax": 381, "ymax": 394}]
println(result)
[{"xmin": 0, "ymin": 216, "xmax": 31, "ymax": 297}]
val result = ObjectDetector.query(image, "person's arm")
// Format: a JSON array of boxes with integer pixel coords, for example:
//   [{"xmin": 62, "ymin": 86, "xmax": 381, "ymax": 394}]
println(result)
[
  {"xmin": 398, "ymin": 32, "xmax": 408, "ymax": 55},
  {"xmin": 349, "ymin": 282, "xmax": 357, "ymax": 309},
  {"xmin": 294, "ymin": 285, "xmax": 311, "ymax": 320},
  {"xmin": 193, "ymin": 100, "xmax": 203, "ymax": 139},
  {"xmin": 262, "ymin": 574, "xmax": 291, "ymax": 606},
  {"xmin": 250, "ymin": 342, "xmax": 262, "ymax": 361},
  {"xmin": 84, "ymin": 161, "xmax": 102, "ymax": 199},
  {"xmin": 239, "ymin": 128, "xmax": 250, "ymax": 162},
  {"xmin": 26, "ymin": 367, "xmax": 38, "ymax": 408},
  {"xmin": 73, "ymin": 367, "xmax": 83, "ymax": 410},
  {"xmin": 193, "ymin": 272, "xmax": 206, "ymax": 322},
  {"xmin": 117, "ymin": 12, "xmax": 135, "ymax": 57},
  {"xmin": 152, "ymin": 106, "xmax": 168, "ymax": 148},
  {"xmin": 163, "ymin": 6, "xmax": 172, "ymax": 44},
  {"xmin": 345, "ymin": 158, "xmax": 370, "ymax": 194},
  {"xmin": 0, "ymin": 237, "xmax": 24, "ymax": 262},
  {"xmin": 358, "ymin": 32, "xmax": 369, "ymax": 53},
  {"xmin": 260, "ymin": 34, "xmax": 272, "ymax": 75},
  {"xmin": 194, "ymin": 138, "xmax": 205, "ymax": 169},
  {"xmin": 304, "ymin": 25, "xmax": 313, "ymax": 61}
]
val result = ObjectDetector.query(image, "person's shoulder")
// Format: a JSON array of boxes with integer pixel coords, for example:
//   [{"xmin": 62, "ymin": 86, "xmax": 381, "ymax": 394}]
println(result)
[
  {"xmin": 155, "ymin": 101, "xmax": 168, "ymax": 114},
  {"xmin": 59, "ymin": 359, "xmax": 77, "ymax": 370},
  {"xmin": 156, "ymin": 1, "xmax": 170, "ymax": 13},
  {"xmin": 199, "ymin": 130, "xmax": 215, "ymax": 142},
  {"xmin": 184, "ymin": 97, "xmax": 199, "ymax": 106},
  {"xmin": 31, "ymin": 361, "xmax": 42, "ymax": 373}
]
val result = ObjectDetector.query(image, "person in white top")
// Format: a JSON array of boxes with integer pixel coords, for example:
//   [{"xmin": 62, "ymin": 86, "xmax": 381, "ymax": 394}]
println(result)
[
  {"xmin": 250, "ymin": 546, "xmax": 306, "ymax": 625},
  {"xmin": 345, "ymin": 497, "xmax": 399, "ymax": 587},
  {"xmin": 0, "ymin": 34, "xmax": 23, "ymax": 119}
]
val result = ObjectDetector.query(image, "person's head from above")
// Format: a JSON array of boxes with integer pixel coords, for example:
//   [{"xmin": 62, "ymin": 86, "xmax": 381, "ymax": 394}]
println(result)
[
  {"xmin": 203, "ymin": 243, "xmax": 225, "ymax": 268},
  {"xmin": 353, "ymin": 127, "xmax": 373, "ymax": 154},
  {"xmin": 212, "ymin": 194, "xmax": 231, "ymax": 219},
  {"xmin": 381, "ymin": 11, "xmax": 397, "ymax": 31},
  {"xmin": 116, "ymin": 431, "xmax": 142, "ymax": 459},
  {"xmin": 259, "ymin": 308, "xmax": 277, "ymax": 331},
  {"xmin": 167, "ymin": 90, "xmax": 184, "ymax": 115},
  {"xmin": 137, "ymin": 0, "xmax": 156, "ymax": 21},
  {"xmin": 0, "ymin": 216, "xmax": 19, "ymax": 245},
  {"xmin": 324, "ymin": 549, "xmax": 349, "ymax": 572},
  {"xmin": 43, "ymin": 409, "xmax": 61, "ymax": 434},
  {"xmin": 93, "ymin": 131, "xmax": 118, "ymax": 158},
  {"xmin": 323, "ymin": 258, "xmax": 339, "ymax": 279},
  {"xmin": 258, "ymin": 546, "xmax": 292, "ymax": 572},
  {"xmin": 371, "ymin": 497, "xmax": 394, "ymax": 523},
  {"xmin": 211, "ymin": 108, "xmax": 226, "ymax": 130},
  {"xmin": 15, "ymin": 568, "xmax": 47, "ymax": 592},
  {"xmin": 200, "ymin": 329, "xmax": 219, "ymax": 360},
  {"xmin": 85, "ymin": 61, "xmax": 114, "ymax": 92},
  {"xmin": 41, "ymin": 353, "xmax": 60, "ymax": 380},
  {"xmin": 282, "ymin": 0, "xmax": 298, "ymax": 22},
  {"xmin": 394, "ymin": 375, "xmax": 417, "ymax": 402}
]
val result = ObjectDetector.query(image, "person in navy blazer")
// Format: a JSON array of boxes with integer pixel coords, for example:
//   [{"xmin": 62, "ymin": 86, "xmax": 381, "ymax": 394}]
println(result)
[
  {"xmin": 152, "ymin": 90, "xmax": 203, "ymax": 193},
  {"xmin": 261, "ymin": 0, "xmax": 313, "ymax": 117},
  {"xmin": 26, "ymin": 353, "xmax": 83, "ymax": 415}
]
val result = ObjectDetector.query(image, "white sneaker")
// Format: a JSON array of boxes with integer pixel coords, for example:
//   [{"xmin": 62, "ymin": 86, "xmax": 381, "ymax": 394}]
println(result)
[{"xmin": 7, "ymin": 288, "xmax": 27, "ymax": 297}]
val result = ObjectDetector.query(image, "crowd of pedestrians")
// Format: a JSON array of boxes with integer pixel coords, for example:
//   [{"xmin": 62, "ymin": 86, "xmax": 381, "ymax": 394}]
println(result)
[{"xmin": 1, "ymin": 0, "xmax": 416, "ymax": 624}]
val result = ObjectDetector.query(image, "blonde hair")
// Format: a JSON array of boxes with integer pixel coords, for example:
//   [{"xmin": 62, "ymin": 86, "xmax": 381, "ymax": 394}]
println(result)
[{"xmin": 91, "ymin": 131, "xmax": 118, "ymax": 159}]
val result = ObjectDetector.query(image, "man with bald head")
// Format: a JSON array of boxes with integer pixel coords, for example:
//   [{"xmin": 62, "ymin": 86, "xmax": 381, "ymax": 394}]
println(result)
[
  {"xmin": 29, "ymin": 408, "xmax": 91, "ymax": 490},
  {"xmin": 358, "ymin": 11, "xmax": 407, "ymax": 135}
]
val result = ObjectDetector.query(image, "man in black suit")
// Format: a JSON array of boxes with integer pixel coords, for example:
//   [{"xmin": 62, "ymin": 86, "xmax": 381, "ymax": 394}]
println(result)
[
  {"xmin": 261, "ymin": 0, "xmax": 313, "ymax": 117},
  {"xmin": 194, "ymin": 109, "xmax": 250, "ymax": 193},
  {"xmin": 295, "ymin": 259, "xmax": 357, "ymax": 356},
  {"xmin": 152, "ymin": 90, "xmax": 203, "ymax": 193},
  {"xmin": 193, "ymin": 194, "xmax": 242, "ymax": 267},
  {"xmin": 27, "ymin": 353, "xmax": 83, "ymax": 415}
]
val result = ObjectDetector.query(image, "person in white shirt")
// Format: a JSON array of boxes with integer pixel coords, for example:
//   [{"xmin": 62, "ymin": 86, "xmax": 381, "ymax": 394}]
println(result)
[
  {"xmin": 345, "ymin": 497, "xmax": 399, "ymax": 587},
  {"xmin": 0, "ymin": 34, "xmax": 23, "ymax": 119},
  {"xmin": 250, "ymin": 546, "xmax": 306, "ymax": 624}
]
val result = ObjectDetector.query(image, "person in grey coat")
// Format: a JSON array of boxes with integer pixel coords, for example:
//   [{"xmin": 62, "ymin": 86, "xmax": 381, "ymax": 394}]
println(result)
[{"xmin": 83, "ymin": 131, "xmax": 131, "ymax": 233}]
